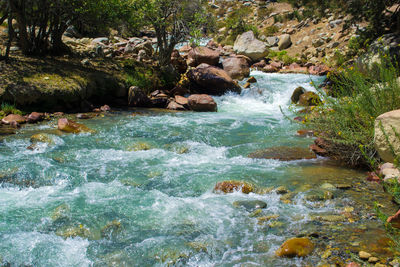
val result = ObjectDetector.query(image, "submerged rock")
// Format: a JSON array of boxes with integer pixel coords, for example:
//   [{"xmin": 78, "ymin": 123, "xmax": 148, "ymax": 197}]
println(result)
[
  {"xmin": 56, "ymin": 225, "xmax": 91, "ymax": 239},
  {"xmin": 101, "ymin": 220, "xmax": 122, "ymax": 239},
  {"xmin": 248, "ymin": 146, "xmax": 316, "ymax": 161},
  {"xmin": 214, "ymin": 181, "xmax": 254, "ymax": 194},
  {"xmin": 276, "ymin": 237, "xmax": 314, "ymax": 258},
  {"xmin": 233, "ymin": 200, "xmax": 267, "ymax": 211},
  {"xmin": 51, "ymin": 203, "xmax": 71, "ymax": 223},
  {"xmin": 30, "ymin": 133, "xmax": 54, "ymax": 145},
  {"xmin": 57, "ymin": 118, "xmax": 93, "ymax": 134}
]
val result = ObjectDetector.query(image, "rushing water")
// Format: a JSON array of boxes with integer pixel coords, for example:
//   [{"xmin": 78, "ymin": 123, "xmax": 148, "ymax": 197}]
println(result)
[{"xmin": 0, "ymin": 72, "xmax": 395, "ymax": 266}]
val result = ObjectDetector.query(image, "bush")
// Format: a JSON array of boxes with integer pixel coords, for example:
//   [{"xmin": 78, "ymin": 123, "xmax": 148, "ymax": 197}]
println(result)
[
  {"xmin": 304, "ymin": 54, "xmax": 400, "ymax": 167},
  {"xmin": 1, "ymin": 103, "xmax": 22, "ymax": 116},
  {"xmin": 262, "ymin": 25, "xmax": 279, "ymax": 37}
]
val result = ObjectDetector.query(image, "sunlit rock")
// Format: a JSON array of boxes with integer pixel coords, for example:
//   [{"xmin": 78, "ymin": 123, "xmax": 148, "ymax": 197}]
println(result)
[{"xmin": 275, "ymin": 237, "xmax": 314, "ymax": 257}]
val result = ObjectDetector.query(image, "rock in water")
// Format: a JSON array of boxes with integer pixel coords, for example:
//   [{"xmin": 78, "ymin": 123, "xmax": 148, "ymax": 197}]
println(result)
[
  {"xmin": 275, "ymin": 237, "xmax": 314, "ymax": 257},
  {"xmin": 298, "ymin": 91, "xmax": 322, "ymax": 106},
  {"xmin": 374, "ymin": 109, "xmax": 400, "ymax": 163},
  {"xmin": 233, "ymin": 31, "xmax": 268, "ymax": 61},
  {"xmin": 291, "ymin": 87, "xmax": 307, "ymax": 103},
  {"xmin": 233, "ymin": 200, "xmax": 267, "ymax": 211},
  {"xmin": 1, "ymin": 114, "xmax": 26, "ymax": 125},
  {"xmin": 248, "ymin": 147, "xmax": 316, "ymax": 161},
  {"xmin": 30, "ymin": 133, "xmax": 54, "ymax": 145},
  {"xmin": 214, "ymin": 181, "xmax": 254, "ymax": 194},
  {"xmin": 222, "ymin": 56, "xmax": 250, "ymax": 80},
  {"xmin": 187, "ymin": 64, "xmax": 241, "ymax": 95},
  {"xmin": 188, "ymin": 94, "xmax": 217, "ymax": 112},
  {"xmin": 57, "ymin": 118, "xmax": 93, "ymax": 133}
]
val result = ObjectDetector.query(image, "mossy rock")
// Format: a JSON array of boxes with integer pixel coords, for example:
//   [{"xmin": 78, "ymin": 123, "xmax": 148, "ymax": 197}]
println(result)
[
  {"xmin": 275, "ymin": 237, "xmax": 314, "ymax": 257},
  {"xmin": 128, "ymin": 142, "xmax": 152, "ymax": 151},
  {"xmin": 214, "ymin": 180, "xmax": 254, "ymax": 194},
  {"xmin": 298, "ymin": 91, "xmax": 322, "ymax": 106},
  {"xmin": 101, "ymin": 220, "xmax": 122, "ymax": 239},
  {"xmin": 30, "ymin": 133, "xmax": 54, "ymax": 145},
  {"xmin": 51, "ymin": 203, "xmax": 71, "ymax": 223},
  {"xmin": 291, "ymin": 86, "xmax": 307, "ymax": 103},
  {"xmin": 56, "ymin": 225, "xmax": 91, "ymax": 239},
  {"xmin": 248, "ymin": 146, "xmax": 316, "ymax": 161}
]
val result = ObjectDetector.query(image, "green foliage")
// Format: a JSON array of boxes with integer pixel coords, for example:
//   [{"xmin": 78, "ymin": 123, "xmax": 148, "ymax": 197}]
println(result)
[
  {"xmin": 304, "ymin": 54, "xmax": 400, "ymax": 167},
  {"xmin": 262, "ymin": 26, "xmax": 279, "ymax": 37},
  {"xmin": 1, "ymin": 103, "xmax": 22, "ymax": 116},
  {"xmin": 257, "ymin": 7, "xmax": 274, "ymax": 21},
  {"xmin": 224, "ymin": 7, "xmax": 257, "ymax": 37},
  {"xmin": 268, "ymin": 50, "xmax": 299, "ymax": 64}
]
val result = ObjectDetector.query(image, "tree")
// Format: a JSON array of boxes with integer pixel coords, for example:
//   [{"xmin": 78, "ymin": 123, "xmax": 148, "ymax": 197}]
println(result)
[{"xmin": 135, "ymin": 0, "xmax": 206, "ymax": 67}]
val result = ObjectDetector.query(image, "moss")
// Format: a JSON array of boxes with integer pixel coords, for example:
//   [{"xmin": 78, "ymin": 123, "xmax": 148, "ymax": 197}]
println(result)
[{"xmin": 23, "ymin": 73, "xmax": 89, "ymax": 92}]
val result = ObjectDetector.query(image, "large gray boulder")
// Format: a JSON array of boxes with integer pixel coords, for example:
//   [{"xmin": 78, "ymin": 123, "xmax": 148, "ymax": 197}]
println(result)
[
  {"xmin": 374, "ymin": 109, "xmax": 400, "ymax": 162},
  {"xmin": 233, "ymin": 31, "xmax": 268, "ymax": 61}
]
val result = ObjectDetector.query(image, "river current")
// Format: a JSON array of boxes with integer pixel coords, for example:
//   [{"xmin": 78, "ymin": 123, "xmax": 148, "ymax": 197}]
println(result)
[{"xmin": 0, "ymin": 72, "xmax": 393, "ymax": 266}]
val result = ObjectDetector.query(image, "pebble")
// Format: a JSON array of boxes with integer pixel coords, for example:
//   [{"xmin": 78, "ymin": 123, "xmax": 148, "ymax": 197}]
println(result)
[
  {"xmin": 368, "ymin": 257, "xmax": 379, "ymax": 263},
  {"xmin": 359, "ymin": 251, "xmax": 372, "ymax": 260},
  {"xmin": 336, "ymin": 184, "xmax": 352, "ymax": 189}
]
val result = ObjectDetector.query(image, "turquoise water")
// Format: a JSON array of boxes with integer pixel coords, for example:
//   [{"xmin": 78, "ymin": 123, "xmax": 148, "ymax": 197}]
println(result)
[{"xmin": 0, "ymin": 72, "xmax": 379, "ymax": 266}]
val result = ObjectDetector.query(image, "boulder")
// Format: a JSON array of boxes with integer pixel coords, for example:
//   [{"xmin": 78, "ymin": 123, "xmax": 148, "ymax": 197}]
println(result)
[
  {"xmin": 263, "ymin": 64, "xmax": 279, "ymax": 73},
  {"xmin": 374, "ymin": 110, "xmax": 400, "ymax": 163},
  {"xmin": 171, "ymin": 50, "xmax": 187, "ymax": 74},
  {"xmin": 280, "ymin": 63, "xmax": 308, "ymax": 74},
  {"xmin": 308, "ymin": 65, "xmax": 330, "ymax": 76},
  {"xmin": 30, "ymin": 133, "xmax": 54, "ymax": 145},
  {"xmin": 275, "ymin": 237, "xmax": 314, "ymax": 258},
  {"xmin": 27, "ymin": 112, "xmax": 45, "ymax": 123},
  {"xmin": 248, "ymin": 146, "xmax": 316, "ymax": 161},
  {"xmin": 233, "ymin": 31, "xmax": 268, "ymax": 61},
  {"xmin": 252, "ymin": 60, "xmax": 267, "ymax": 69},
  {"xmin": 266, "ymin": 36, "xmax": 279, "ymax": 47},
  {"xmin": 187, "ymin": 64, "xmax": 241, "ymax": 95},
  {"xmin": 222, "ymin": 57, "xmax": 250, "ymax": 80},
  {"xmin": 278, "ymin": 34, "xmax": 292, "ymax": 50},
  {"xmin": 291, "ymin": 87, "xmax": 307, "ymax": 103},
  {"xmin": 167, "ymin": 101, "xmax": 185, "ymax": 111},
  {"xmin": 175, "ymin": 95, "xmax": 188, "ymax": 106},
  {"xmin": 57, "ymin": 118, "xmax": 93, "ymax": 134},
  {"xmin": 298, "ymin": 91, "xmax": 322, "ymax": 106},
  {"xmin": 188, "ymin": 46, "xmax": 220, "ymax": 67},
  {"xmin": 1, "ymin": 114, "xmax": 26, "ymax": 125},
  {"xmin": 214, "ymin": 181, "xmax": 254, "ymax": 194},
  {"xmin": 128, "ymin": 86, "xmax": 151, "ymax": 107},
  {"xmin": 188, "ymin": 94, "xmax": 217, "ymax": 112}
]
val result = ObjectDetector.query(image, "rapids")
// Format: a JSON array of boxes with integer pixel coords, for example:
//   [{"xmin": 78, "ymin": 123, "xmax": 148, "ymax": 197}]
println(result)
[{"xmin": 0, "ymin": 72, "xmax": 394, "ymax": 266}]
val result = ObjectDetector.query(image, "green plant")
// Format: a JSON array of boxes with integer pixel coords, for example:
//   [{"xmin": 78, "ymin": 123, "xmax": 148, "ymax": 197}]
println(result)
[
  {"xmin": 1, "ymin": 103, "xmax": 22, "ymax": 116},
  {"xmin": 304, "ymin": 53, "xmax": 400, "ymax": 167},
  {"xmin": 262, "ymin": 25, "xmax": 279, "ymax": 37}
]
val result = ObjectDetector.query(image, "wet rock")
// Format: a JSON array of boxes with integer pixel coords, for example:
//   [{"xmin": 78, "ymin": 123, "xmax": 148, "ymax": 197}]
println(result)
[
  {"xmin": 167, "ymin": 101, "xmax": 185, "ymax": 111},
  {"xmin": 27, "ymin": 112, "xmax": 45, "ymax": 123},
  {"xmin": 101, "ymin": 220, "xmax": 122, "ymax": 239},
  {"xmin": 188, "ymin": 94, "xmax": 217, "ymax": 112},
  {"xmin": 57, "ymin": 118, "xmax": 93, "ymax": 134},
  {"xmin": 336, "ymin": 184, "xmax": 352, "ymax": 190},
  {"xmin": 214, "ymin": 181, "xmax": 254, "ymax": 194},
  {"xmin": 188, "ymin": 46, "xmax": 220, "ymax": 67},
  {"xmin": 51, "ymin": 203, "xmax": 70, "ymax": 223},
  {"xmin": 275, "ymin": 237, "xmax": 314, "ymax": 258},
  {"xmin": 187, "ymin": 63, "xmax": 241, "ymax": 95},
  {"xmin": 128, "ymin": 86, "xmax": 151, "ymax": 107},
  {"xmin": 56, "ymin": 225, "xmax": 91, "ymax": 239},
  {"xmin": 280, "ymin": 63, "xmax": 308, "ymax": 74},
  {"xmin": 298, "ymin": 91, "xmax": 322, "ymax": 106},
  {"xmin": 359, "ymin": 251, "xmax": 372, "ymax": 260},
  {"xmin": 305, "ymin": 189, "xmax": 334, "ymax": 201},
  {"xmin": 257, "ymin": 214, "xmax": 280, "ymax": 225},
  {"xmin": 312, "ymin": 214, "xmax": 345, "ymax": 222},
  {"xmin": 291, "ymin": 87, "xmax": 307, "ymax": 104},
  {"xmin": 247, "ymin": 76, "xmax": 257, "ymax": 83},
  {"xmin": 1, "ymin": 114, "xmax": 26, "ymax": 125},
  {"xmin": 320, "ymin": 183, "xmax": 336, "ymax": 190},
  {"xmin": 263, "ymin": 64, "xmax": 279, "ymax": 73},
  {"xmin": 30, "ymin": 133, "xmax": 54, "ymax": 145},
  {"xmin": 222, "ymin": 56, "xmax": 250, "ymax": 80},
  {"xmin": 233, "ymin": 31, "xmax": 268, "ymax": 61},
  {"xmin": 0, "ymin": 125, "xmax": 16, "ymax": 135},
  {"xmin": 275, "ymin": 186, "xmax": 289, "ymax": 194},
  {"xmin": 280, "ymin": 192, "xmax": 296, "ymax": 204},
  {"xmin": 174, "ymin": 95, "xmax": 188, "ymax": 107},
  {"xmin": 76, "ymin": 113, "xmax": 92, "ymax": 119},
  {"xmin": 129, "ymin": 142, "xmax": 151, "ymax": 151},
  {"xmin": 368, "ymin": 257, "xmax": 379, "ymax": 263},
  {"xmin": 233, "ymin": 200, "xmax": 267, "ymax": 211},
  {"xmin": 248, "ymin": 146, "xmax": 316, "ymax": 161}
]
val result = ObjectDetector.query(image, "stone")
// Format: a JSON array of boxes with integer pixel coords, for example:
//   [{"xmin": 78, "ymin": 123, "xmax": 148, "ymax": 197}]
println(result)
[
  {"xmin": 56, "ymin": 225, "xmax": 91, "ymax": 239},
  {"xmin": 346, "ymin": 263, "xmax": 361, "ymax": 267},
  {"xmin": 291, "ymin": 87, "xmax": 307, "ymax": 103},
  {"xmin": 171, "ymin": 50, "xmax": 187, "ymax": 74},
  {"xmin": 167, "ymin": 101, "xmax": 185, "ymax": 111},
  {"xmin": 51, "ymin": 203, "xmax": 70, "ymax": 222},
  {"xmin": 312, "ymin": 39, "xmax": 325, "ymax": 48},
  {"xmin": 100, "ymin": 105, "xmax": 111, "ymax": 112},
  {"xmin": 243, "ymin": 82, "xmax": 251, "ymax": 89},
  {"xmin": 278, "ymin": 34, "xmax": 292, "ymax": 50},
  {"xmin": 336, "ymin": 184, "xmax": 352, "ymax": 189},
  {"xmin": 214, "ymin": 181, "xmax": 254, "ymax": 194},
  {"xmin": 174, "ymin": 95, "xmax": 188, "ymax": 106},
  {"xmin": 57, "ymin": 118, "xmax": 93, "ymax": 134},
  {"xmin": 266, "ymin": 36, "xmax": 279, "ymax": 47},
  {"xmin": 187, "ymin": 64, "xmax": 241, "ymax": 95},
  {"xmin": 298, "ymin": 91, "xmax": 322, "ymax": 106},
  {"xmin": 233, "ymin": 200, "xmax": 267, "ymax": 211},
  {"xmin": 128, "ymin": 86, "xmax": 151, "ymax": 107},
  {"xmin": 308, "ymin": 65, "xmax": 330, "ymax": 76},
  {"xmin": 275, "ymin": 186, "xmax": 289, "ymax": 194},
  {"xmin": 280, "ymin": 63, "xmax": 308, "ymax": 74},
  {"xmin": 188, "ymin": 94, "xmax": 217, "ymax": 112},
  {"xmin": 233, "ymin": 31, "xmax": 269, "ymax": 61},
  {"xmin": 188, "ymin": 46, "xmax": 220, "ymax": 67},
  {"xmin": 368, "ymin": 257, "xmax": 379, "ymax": 263},
  {"xmin": 359, "ymin": 251, "xmax": 372, "ymax": 260},
  {"xmin": 77, "ymin": 113, "xmax": 91, "ymax": 119},
  {"xmin": 374, "ymin": 110, "xmax": 400, "ymax": 163},
  {"xmin": 387, "ymin": 209, "xmax": 400, "ymax": 228},
  {"xmin": 252, "ymin": 60, "xmax": 267, "ymax": 69},
  {"xmin": 247, "ymin": 77, "xmax": 257, "ymax": 83},
  {"xmin": 27, "ymin": 112, "xmax": 45, "ymax": 123},
  {"xmin": 30, "ymin": 133, "xmax": 53, "ymax": 145},
  {"xmin": 1, "ymin": 114, "xmax": 26, "ymax": 125},
  {"xmin": 262, "ymin": 64, "xmax": 279, "ymax": 73},
  {"xmin": 320, "ymin": 183, "xmax": 336, "ymax": 190},
  {"xmin": 222, "ymin": 57, "xmax": 250, "ymax": 80},
  {"xmin": 275, "ymin": 237, "xmax": 314, "ymax": 258},
  {"xmin": 248, "ymin": 146, "xmax": 316, "ymax": 161},
  {"xmin": 101, "ymin": 220, "xmax": 122, "ymax": 238}
]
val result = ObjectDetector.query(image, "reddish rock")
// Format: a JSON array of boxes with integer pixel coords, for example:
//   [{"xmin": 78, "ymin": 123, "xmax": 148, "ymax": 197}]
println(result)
[
  {"xmin": 222, "ymin": 56, "xmax": 250, "ymax": 80},
  {"xmin": 387, "ymin": 209, "xmax": 400, "ymax": 228},
  {"xmin": 1, "ymin": 114, "xmax": 26, "ymax": 125},
  {"xmin": 345, "ymin": 262, "xmax": 360, "ymax": 267},
  {"xmin": 187, "ymin": 63, "xmax": 241, "ymax": 95},
  {"xmin": 27, "ymin": 112, "xmax": 45, "ymax": 123},
  {"xmin": 167, "ymin": 101, "xmax": 185, "ymax": 111},
  {"xmin": 275, "ymin": 237, "xmax": 314, "ymax": 257},
  {"xmin": 308, "ymin": 65, "xmax": 330, "ymax": 76},
  {"xmin": 175, "ymin": 95, "xmax": 188, "ymax": 106},
  {"xmin": 76, "ymin": 113, "xmax": 91, "ymax": 119},
  {"xmin": 52, "ymin": 112, "xmax": 64, "ymax": 117},
  {"xmin": 188, "ymin": 46, "xmax": 220, "ymax": 67},
  {"xmin": 93, "ymin": 108, "xmax": 101, "ymax": 113},
  {"xmin": 206, "ymin": 40, "xmax": 219, "ymax": 49},
  {"xmin": 270, "ymin": 61, "xmax": 283, "ymax": 69},
  {"xmin": 179, "ymin": 45, "xmax": 192, "ymax": 54},
  {"xmin": 280, "ymin": 63, "xmax": 308, "ymax": 74},
  {"xmin": 100, "ymin": 105, "xmax": 111, "ymax": 112},
  {"xmin": 57, "ymin": 118, "xmax": 93, "ymax": 134},
  {"xmin": 310, "ymin": 138, "xmax": 330, "ymax": 157},
  {"xmin": 214, "ymin": 181, "xmax": 254, "ymax": 194},
  {"xmin": 367, "ymin": 172, "xmax": 381, "ymax": 183},
  {"xmin": 252, "ymin": 60, "xmax": 267, "ymax": 69},
  {"xmin": 262, "ymin": 65, "xmax": 279, "ymax": 73},
  {"xmin": 296, "ymin": 129, "xmax": 314, "ymax": 137},
  {"xmin": 188, "ymin": 94, "xmax": 217, "ymax": 112}
]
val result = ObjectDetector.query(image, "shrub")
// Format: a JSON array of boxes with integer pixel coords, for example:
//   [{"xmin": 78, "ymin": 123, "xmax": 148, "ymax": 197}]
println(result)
[
  {"xmin": 1, "ymin": 103, "xmax": 22, "ymax": 116},
  {"xmin": 262, "ymin": 25, "xmax": 279, "ymax": 37},
  {"xmin": 304, "ymin": 54, "xmax": 400, "ymax": 167}
]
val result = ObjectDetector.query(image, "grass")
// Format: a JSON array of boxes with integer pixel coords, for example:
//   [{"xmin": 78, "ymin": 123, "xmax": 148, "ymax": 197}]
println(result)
[
  {"xmin": 0, "ymin": 103, "xmax": 22, "ymax": 119},
  {"xmin": 304, "ymin": 53, "xmax": 400, "ymax": 167}
]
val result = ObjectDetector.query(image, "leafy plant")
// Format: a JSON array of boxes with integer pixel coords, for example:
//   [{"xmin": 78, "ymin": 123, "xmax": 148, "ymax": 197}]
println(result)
[{"xmin": 1, "ymin": 103, "xmax": 22, "ymax": 116}]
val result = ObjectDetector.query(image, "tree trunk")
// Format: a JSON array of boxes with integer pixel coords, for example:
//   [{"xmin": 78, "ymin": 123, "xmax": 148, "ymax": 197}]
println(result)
[{"xmin": 9, "ymin": 0, "xmax": 31, "ymax": 54}]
